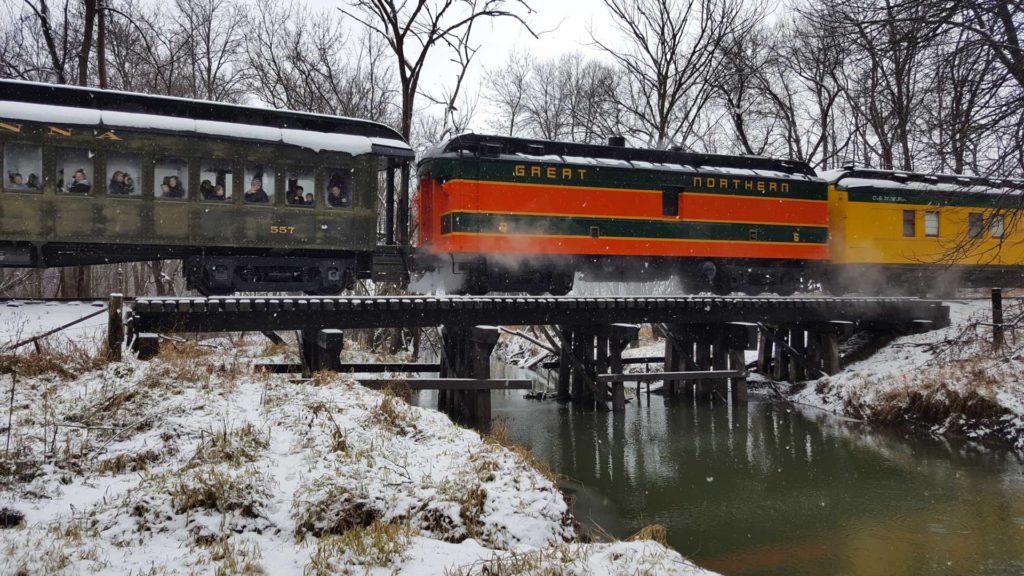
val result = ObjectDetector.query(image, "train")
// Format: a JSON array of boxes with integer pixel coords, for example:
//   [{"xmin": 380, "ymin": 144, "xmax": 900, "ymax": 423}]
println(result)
[{"xmin": 0, "ymin": 79, "xmax": 1021, "ymax": 296}]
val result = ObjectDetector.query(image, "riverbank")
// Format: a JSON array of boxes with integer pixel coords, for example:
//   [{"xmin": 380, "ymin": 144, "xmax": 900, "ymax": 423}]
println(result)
[
  {"xmin": 0, "ymin": 338, "xmax": 715, "ymax": 575},
  {"xmin": 792, "ymin": 300, "xmax": 1024, "ymax": 451}
]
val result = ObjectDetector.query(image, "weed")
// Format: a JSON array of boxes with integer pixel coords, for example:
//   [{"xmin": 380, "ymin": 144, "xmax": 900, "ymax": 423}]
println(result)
[
  {"xmin": 192, "ymin": 422, "xmax": 269, "ymax": 467},
  {"xmin": 627, "ymin": 524, "xmax": 668, "ymax": 546},
  {"xmin": 167, "ymin": 466, "xmax": 270, "ymax": 518},
  {"xmin": 443, "ymin": 545, "xmax": 582, "ymax": 576},
  {"xmin": 366, "ymin": 394, "xmax": 417, "ymax": 436},
  {"xmin": 96, "ymin": 449, "xmax": 164, "ymax": 475},
  {"xmin": 305, "ymin": 520, "xmax": 412, "ymax": 575},
  {"xmin": 208, "ymin": 539, "xmax": 265, "ymax": 576},
  {"xmin": 293, "ymin": 479, "xmax": 379, "ymax": 538}
]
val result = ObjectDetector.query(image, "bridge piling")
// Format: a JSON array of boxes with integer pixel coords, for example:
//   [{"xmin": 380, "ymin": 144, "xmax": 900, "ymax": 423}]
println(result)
[{"xmin": 438, "ymin": 325, "xmax": 499, "ymax": 427}]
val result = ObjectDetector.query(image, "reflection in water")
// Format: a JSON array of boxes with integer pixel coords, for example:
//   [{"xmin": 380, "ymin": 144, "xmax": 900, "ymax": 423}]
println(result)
[{"xmin": 420, "ymin": 363, "xmax": 1024, "ymax": 576}]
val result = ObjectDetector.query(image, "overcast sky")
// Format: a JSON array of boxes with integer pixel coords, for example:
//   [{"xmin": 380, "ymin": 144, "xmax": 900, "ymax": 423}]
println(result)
[{"xmin": 306, "ymin": 0, "xmax": 620, "ymax": 128}]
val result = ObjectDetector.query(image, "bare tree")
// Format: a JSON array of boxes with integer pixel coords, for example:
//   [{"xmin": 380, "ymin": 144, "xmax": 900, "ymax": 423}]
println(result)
[
  {"xmin": 244, "ymin": 0, "xmax": 398, "ymax": 123},
  {"xmin": 342, "ymin": 0, "xmax": 535, "ymax": 244},
  {"xmin": 483, "ymin": 50, "xmax": 532, "ymax": 136},
  {"xmin": 593, "ymin": 0, "xmax": 756, "ymax": 149}
]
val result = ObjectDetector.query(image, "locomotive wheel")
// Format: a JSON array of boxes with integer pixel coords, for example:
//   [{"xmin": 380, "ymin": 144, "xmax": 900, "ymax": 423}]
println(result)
[{"xmin": 775, "ymin": 272, "xmax": 798, "ymax": 297}]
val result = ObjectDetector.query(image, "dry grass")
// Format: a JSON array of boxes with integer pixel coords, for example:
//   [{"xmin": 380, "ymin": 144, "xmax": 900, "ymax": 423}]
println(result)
[
  {"xmin": 207, "ymin": 539, "xmax": 265, "ymax": 576},
  {"xmin": 305, "ymin": 520, "xmax": 412, "ymax": 575},
  {"xmin": 293, "ymin": 480, "xmax": 379, "ymax": 538},
  {"xmin": 365, "ymin": 393, "xmax": 418, "ymax": 436},
  {"xmin": 164, "ymin": 466, "xmax": 271, "ymax": 518},
  {"xmin": 628, "ymin": 524, "xmax": 668, "ymax": 546},
  {"xmin": 192, "ymin": 422, "xmax": 269, "ymax": 467},
  {"xmin": 96, "ymin": 449, "xmax": 164, "ymax": 475},
  {"xmin": 443, "ymin": 545, "xmax": 582, "ymax": 576}
]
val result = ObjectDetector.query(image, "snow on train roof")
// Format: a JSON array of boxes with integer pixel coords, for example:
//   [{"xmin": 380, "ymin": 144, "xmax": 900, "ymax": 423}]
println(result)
[
  {"xmin": 821, "ymin": 169, "xmax": 1024, "ymax": 196},
  {"xmin": 0, "ymin": 100, "xmax": 410, "ymax": 156},
  {"xmin": 425, "ymin": 136, "xmax": 821, "ymax": 181}
]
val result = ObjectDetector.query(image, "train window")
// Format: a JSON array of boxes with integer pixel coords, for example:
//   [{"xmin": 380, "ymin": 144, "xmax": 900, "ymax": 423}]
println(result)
[
  {"xmin": 325, "ymin": 168, "xmax": 353, "ymax": 208},
  {"xmin": 991, "ymin": 215, "xmax": 1005, "ymax": 239},
  {"xmin": 285, "ymin": 167, "xmax": 315, "ymax": 207},
  {"xmin": 3, "ymin": 143, "xmax": 42, "ymax": 192},
  {"xmin": 154, "ymin": 157, "xmax": 188, "ymax": 199},
  {"xmin": 662, "ymin": 188, "xmax": 681, "ymax": 217},
  {"xmin": 107, "ymin": 152, "xmax": 141, "ymax": 196},
  {"xmin": 56, "ymin": 148, "xmax": 94, "ymax": 194},
  {"xmin": 902, "ymin": 210, "xmax": 916, "ymax": 237},
  {"xmin": 200, "ymin": 159, "xmax": 233, "ymax": 202},
  {"xmin": 925, "ymin": 211, "xmax": 939, "ymax": 237},
  {"xmin": 968, "ymin": 213, "xmax": 983, "ymax": 239},
  {"xmin": 244, "ymin": 164, "xmax": 274, "ymax": 204}
]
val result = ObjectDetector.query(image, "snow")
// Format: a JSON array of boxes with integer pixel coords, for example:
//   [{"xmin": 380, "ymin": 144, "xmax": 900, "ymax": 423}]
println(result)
[
  {"xmin": 791, "ymin": 300, "xmax": 1024, "ymax": 450},
  {"xmin": 0, "ymin": 101, "xmax": 413, "ymax": 157},
  {"xmin": 0, "ymin": 300, "xmax": 107, "ymax": 348},
  {"xmin": 0, "ymin": 335, "xmax": 715, "ymax": 575}
]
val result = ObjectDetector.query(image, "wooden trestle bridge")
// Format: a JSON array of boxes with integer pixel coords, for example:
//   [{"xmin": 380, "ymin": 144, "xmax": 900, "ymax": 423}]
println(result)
[{"xmin": 117, "ymin": 295, "xmax": 950, "ymax": 426}]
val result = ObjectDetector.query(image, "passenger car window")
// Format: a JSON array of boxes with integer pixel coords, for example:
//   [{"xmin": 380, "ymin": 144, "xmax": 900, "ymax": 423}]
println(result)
[
  {"xmin": 107, "ymin": 152, "xmax": 142, "ymax": 196},
  {"xmin": 285, "ymin": 167, "xmax": 315, "ymax": 207},
  {"xmin": 325, "ymin": 168, "xmax": 353, "ymax": 208},
  {"xmin": 154, "ymin": 157, "xmax": 188, "ymax": 199},
  {"xmin": 662, "ymin": 188, "xmax": 681, "ymax": 217},
  {"xmin": 200, "ymin": 159, "xmax": 233, "ymax": 202},
  {"xmin": 3, "ymin": 143, "xmax": 42, "ymax": 192},
  {"xmin": 925, "ymin": 211, "xmax": 939, "ymax": 237},
  {"xmin": 902, "ymin": 210, "xmax": 916, "ymax": 237},
  {"xmin": 968, "ymin": 213, "xmax": 983, "ymax": 239},
  {"xmin": 991, "ymin": 215, "xmax": 1005, "ymax": 239},
  {"xmin": 56, "ymin": 148, "xmax": 94, "ymax": 194},
  {"xmin": 244, "ymin": 165, "xmax": 274, "ymax": 204}
]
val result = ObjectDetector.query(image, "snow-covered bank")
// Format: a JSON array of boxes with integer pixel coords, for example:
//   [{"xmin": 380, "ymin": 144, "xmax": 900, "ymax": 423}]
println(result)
[
  {"xmin": 0, "ymin": 342, "xmax": 715, "ymax": 574},
  {"xmin": 792, "ymin": 300, "xmax": 1024, "ymax": 451}
]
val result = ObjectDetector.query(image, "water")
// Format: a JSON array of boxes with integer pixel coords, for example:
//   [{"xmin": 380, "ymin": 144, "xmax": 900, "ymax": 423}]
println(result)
[{"xmin": 418, "ymin": 367, "xmax": 1024, "ymax": 575}]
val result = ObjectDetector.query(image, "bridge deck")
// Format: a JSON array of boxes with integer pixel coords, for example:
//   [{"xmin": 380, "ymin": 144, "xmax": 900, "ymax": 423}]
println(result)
[{"xmin": 129, "ymin": 295, "xmax": 950, "ymax": 333}]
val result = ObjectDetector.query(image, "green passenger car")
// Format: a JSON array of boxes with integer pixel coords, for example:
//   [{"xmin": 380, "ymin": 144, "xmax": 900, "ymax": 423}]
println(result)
[{"xmin": 0, "ymin": 80, "xmax": 413, "ymax": 294}]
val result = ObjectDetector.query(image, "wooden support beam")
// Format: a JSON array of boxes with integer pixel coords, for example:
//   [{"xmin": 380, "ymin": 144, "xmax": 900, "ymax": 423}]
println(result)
[
  {"xmin": 358, "ymin": 379, "xmax": 531, "ymax": 391},
  {"xmin": 758, "ymin": 324, "xmax": 829, "ymax": 380},
  {"xmin": 134, "ymin": 332, "xmax": 159, "ymax": 360},
  {"xmin": 555, "ymin": 327, "xmax": 609, "ymax": 411},
  {"xmin": 556, "ymin": 326, "xmax": 571, "ymax": 400},
  {"xmin": 729, "ymin": 349, "xmax": 747, "ymax": 403},
  {"xmin": 711, "ymin": 341, "xmax": 729, "ymax": 402},
  {"xmin": 596, "ymin": 370, "xmax": 747, "ymax": 383},
  {"xmin": 788, "ymin": 330, "xmax": 806, "ymax": 383},
  {"xmin": 107, "ymin": 293, "xmax": 124, "ymax": 362}
]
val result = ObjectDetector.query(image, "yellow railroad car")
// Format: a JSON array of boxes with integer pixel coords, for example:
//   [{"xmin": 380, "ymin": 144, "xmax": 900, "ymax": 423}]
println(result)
[{"xmin": 823, "ymin": 168, "xmax": 1024, "ymax": 295}]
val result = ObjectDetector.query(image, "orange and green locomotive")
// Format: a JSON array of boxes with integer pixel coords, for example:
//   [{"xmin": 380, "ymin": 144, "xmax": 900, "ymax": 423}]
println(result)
[{"xmin": 416, "ymin": 135, "xmax": 830, "ymax": 295}]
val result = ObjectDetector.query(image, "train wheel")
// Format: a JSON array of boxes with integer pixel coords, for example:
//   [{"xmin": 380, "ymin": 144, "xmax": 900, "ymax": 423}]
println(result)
[
  {"xmin": 774, "ymin": 272, "xmax": 798, "ymax": 297},
  {"xmin": 548, "ymin": 273, "xmax": 574, "ymax": 296}
]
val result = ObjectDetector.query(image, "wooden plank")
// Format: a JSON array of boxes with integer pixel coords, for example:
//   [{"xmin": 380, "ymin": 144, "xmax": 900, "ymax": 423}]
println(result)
[
  {"xmin": 337, "ymin": 362, "xmax": 442, "ymax": 372},
  {"xmin": 356, "ymin": 378, "xmax": 532, "ymax": 390},
  {"xmin": 596, "ymin": 370, "xmax": 746, "ymax": 383}
]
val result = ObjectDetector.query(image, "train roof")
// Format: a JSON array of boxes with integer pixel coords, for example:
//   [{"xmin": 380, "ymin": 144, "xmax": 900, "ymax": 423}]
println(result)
[
  {"xmin": 0, "ymin": 79, "xmax": 413, "ymax": 158},
  {"xmin": 423, "ymin": 134, "xmax": 820, "ymax": 179},
  {"xmin": 821, "ymin": 167, "xmax": 1024, "ymax": 196}
]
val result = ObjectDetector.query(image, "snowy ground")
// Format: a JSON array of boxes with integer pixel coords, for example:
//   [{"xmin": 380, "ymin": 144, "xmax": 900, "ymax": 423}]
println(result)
[
  {"xmin": 792, "ymin": 300, "xmax": 1024, "ymax": 450},
  {"xmin": 0, "ymin": 300, "xmax": 108, "ymax": 347},
  {"xmin": 0, "ymin": 329, "xmax": 715, "ymax": 575}
]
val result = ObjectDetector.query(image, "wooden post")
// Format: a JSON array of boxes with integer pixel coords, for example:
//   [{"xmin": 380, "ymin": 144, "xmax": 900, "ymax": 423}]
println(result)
[
  {"xmin": 557, "ymin": 326, "xmax": 571, "ymax": 401},
  {"xmin": 663, "ymin": 334, "xmax": 679, "ymax": 396},
  {"xmin": 993, "ymin": 288, "xmax": 1004, "ymax": 350},
  {"xmin": 757, "ymin": 331, "xmax": 772, "ymax": 374},
  {"xmin": 711, "ymin": 338, "xmax": 729, "ymax": 402},
  {"xmin": 805, "ymin": 330, "xmax": 821, "ymax": 377},
  {"xmin": 788, "ymin": 330, "xmax": 806, "ymax": 382},
  {"xmin": 694, "ymin": 342, "xmax": 713, "ymax": 400},
  {"xmin": 134, "ymin": 333, "xmax": 159, "ymax": 360},
  {"xmin": 601, "ymin": 324, "xmax": 638, "ymax": 413},
  {"xmin": 437, "ymin": 326, "xmax": 499, "ymax": 427},
  {"xmin": 822, "ymin": 333, "xmax": 840, "ymax": 375},
  {"xmin": 771, "ymin": 328, "xmax": 788, "ymax": 381},
  {"xmin": 107, "ymin": 293, "xmax": 124, "ymax": 362},
  {"xmin": 314, "ymin": 329, "xmax": 344, "ymax": 372},
  {"xmin": 729, "ymin": 349, "xmax": 747, "ymax": 403}
]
